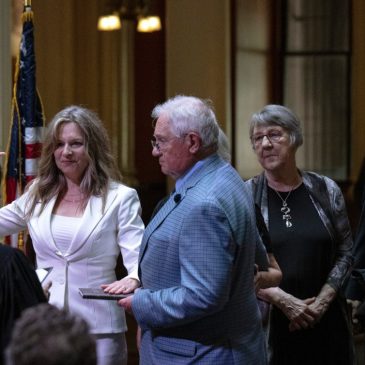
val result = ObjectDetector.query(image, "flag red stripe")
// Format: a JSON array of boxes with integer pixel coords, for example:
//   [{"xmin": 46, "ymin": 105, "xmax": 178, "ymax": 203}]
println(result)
[
  {"xmin": 25, "ymin": 142, "xmax": 42, "ymax": 159},
  {"xmin": 5, "ymin": 178, "xmax": 17, "ymax": 204},
  {"xmin": 25, "ymin": 175, "xmax": 36, "ymax": 183}
]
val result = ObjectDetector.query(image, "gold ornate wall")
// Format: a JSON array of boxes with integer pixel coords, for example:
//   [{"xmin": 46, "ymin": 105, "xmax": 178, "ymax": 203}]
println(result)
[{"xmin": 2, "ymin": 0, "xmax": 365, "ymax": 188}]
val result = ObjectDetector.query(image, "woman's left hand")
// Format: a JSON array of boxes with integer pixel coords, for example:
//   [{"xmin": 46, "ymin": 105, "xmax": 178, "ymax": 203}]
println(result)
[
  {"xmin": 309, "ymin": 284, "xmax": 336, "ymax": 322},
  {"xmin": 308, "ymin": 299, "xmax": 328, "ymax": 321},
  {"xmin": 101, "ymin": 277, "xmax": 140, "ymax": 294}
]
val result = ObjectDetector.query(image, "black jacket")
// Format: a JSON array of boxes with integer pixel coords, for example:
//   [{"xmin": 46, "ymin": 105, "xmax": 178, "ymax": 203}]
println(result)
[{"xmin": 0, "ymin": 244, "xmax": 46, "ymax": 364}]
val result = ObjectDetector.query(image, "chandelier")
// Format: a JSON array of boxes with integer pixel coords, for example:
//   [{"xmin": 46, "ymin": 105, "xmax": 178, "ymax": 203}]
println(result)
[{"xmin": 97, "ymin": 0, "xmax": 162, "ymax": 32}]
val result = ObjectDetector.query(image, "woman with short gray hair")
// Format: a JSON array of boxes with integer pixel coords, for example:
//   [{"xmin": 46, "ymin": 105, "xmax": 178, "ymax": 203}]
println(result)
[
  {"xmin": 249, "ymin": 104, "xmax": 303, "ymax": 149},
  {"xmin": 247, "ymin": 104, "xmax": 354, "ymax": 364}
]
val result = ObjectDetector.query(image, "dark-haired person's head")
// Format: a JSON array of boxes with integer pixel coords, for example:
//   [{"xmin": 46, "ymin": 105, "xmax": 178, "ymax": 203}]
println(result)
[{"xmin": 5, "ymin": 303, "xmax": 96, "ymax": 365}]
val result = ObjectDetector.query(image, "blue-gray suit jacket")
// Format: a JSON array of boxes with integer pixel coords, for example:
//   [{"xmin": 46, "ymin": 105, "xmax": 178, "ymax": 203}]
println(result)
[{"xmin": 132, "ymin": 154, "xmax": 267, "ymax": 364}]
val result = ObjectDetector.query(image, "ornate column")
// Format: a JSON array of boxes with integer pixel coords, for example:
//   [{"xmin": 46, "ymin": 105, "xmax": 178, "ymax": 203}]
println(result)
[{"xmin": 118, "ymin": 20, "xmax": 138, "ymax": 187}]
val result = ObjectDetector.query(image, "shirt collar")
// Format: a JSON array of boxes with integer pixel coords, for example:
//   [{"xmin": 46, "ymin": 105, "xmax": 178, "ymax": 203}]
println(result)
[{"xmin": 175, "ymin": 159, "xmax": 206, "ymax": 192}]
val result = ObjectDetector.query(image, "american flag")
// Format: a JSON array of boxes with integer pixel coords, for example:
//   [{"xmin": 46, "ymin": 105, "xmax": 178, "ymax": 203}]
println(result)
[{"xmin": 2, "ymin": 5, "xmax": 45, "ymax": 248}]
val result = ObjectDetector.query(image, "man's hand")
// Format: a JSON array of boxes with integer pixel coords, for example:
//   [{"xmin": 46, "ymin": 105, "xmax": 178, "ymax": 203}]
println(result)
[
  {"xmin": 118, "ymin": 294, "xmax": 134, "ymax": 315},
  {"xmin": 118, "ymin": 287, "xmax": 141, "ymax": 315}
]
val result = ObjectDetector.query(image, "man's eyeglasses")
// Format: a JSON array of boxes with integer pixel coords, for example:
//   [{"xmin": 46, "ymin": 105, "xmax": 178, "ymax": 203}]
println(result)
[
  {"xmin": 252, "ymin": 131, "xmax": 284, "ymax": 147},
  {"xmin": 151, "ymin": 135, "xmax": 186, "ymax": 151}
]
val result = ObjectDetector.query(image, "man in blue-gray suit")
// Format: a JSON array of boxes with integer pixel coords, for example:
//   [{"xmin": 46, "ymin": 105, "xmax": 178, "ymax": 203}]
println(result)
[{"xmin": 119, "ymin": 95, "xmax": 267, "ymax": 364}]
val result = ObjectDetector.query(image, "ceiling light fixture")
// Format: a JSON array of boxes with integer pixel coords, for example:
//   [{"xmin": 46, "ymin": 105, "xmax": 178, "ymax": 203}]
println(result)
[{"xmin": 97, "ymin": 0, "xmax": 162, "ymax": 32}]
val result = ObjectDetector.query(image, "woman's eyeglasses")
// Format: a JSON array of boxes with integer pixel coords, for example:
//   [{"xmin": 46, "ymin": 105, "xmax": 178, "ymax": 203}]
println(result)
[{"xmin": 252, "ymin": 131, "xmax": 284, "ymax": 147}]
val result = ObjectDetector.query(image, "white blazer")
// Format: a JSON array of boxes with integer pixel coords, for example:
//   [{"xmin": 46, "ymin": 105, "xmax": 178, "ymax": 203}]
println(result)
[{"xmin": 0, "ymin": 181, "xmax": 144, "ymax": 334}]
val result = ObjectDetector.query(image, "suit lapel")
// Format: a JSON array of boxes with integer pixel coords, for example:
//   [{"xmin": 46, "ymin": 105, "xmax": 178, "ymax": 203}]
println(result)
[
  {"xmin": 139, "ymin": 192, "xmax": 181, "ymax": 264},
  {"xmin": 34, "ymin": 187, "xmax": 119, "ymax": 257},
  {"xmin": 139, "ymin": 154, "xmax": 225, "ymax": 264},
  {"xmin": 66, "ymin": 188, "xmax": 118, "ymax": 257},
  {"xmin": 36, "ymin": 196, "xmax": 59, "ymax": 253}
]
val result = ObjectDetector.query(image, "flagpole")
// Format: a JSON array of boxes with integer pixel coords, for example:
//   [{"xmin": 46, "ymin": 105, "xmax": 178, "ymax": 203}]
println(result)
[{"xmin": 4, "ymin": 0, "xmax": 44, "ymax": 251}]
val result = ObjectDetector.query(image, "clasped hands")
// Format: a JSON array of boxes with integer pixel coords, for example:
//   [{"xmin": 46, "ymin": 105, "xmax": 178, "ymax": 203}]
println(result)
[
  {"xmin": 258, "ymin": 288, "xmax": 329, "ymax": 332},
  {"xmin": 280, "ymin": 293, "xmax": 328, "ymax": 331}
]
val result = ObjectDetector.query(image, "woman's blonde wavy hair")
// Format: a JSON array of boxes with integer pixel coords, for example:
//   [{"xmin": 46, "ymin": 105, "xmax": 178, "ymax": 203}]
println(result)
[{"xmin": 25, "ymin": 105, "xmax": 122, "ymax": 217}]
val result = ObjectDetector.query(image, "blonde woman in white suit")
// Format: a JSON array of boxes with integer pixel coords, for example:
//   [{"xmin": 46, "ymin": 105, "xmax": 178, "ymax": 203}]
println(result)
[{"xmin": 0, "ymin": 106, "xmax": 144, "ymax": 365}]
